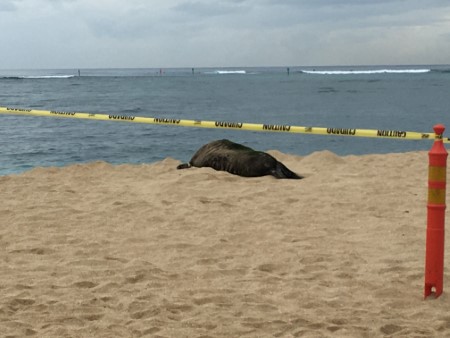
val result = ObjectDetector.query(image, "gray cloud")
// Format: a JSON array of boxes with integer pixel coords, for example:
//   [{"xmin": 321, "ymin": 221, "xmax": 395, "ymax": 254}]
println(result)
[
  {"xmin": 1, "ymin": 0, "xmax": 449, "ymax": 68},
  {"xmin": 173, "ymin": 1, "xmax": 247, "ymax": 17},
  {"xmin": 0, "ymin": 0, "xmax": 18, "ymax": 11}
]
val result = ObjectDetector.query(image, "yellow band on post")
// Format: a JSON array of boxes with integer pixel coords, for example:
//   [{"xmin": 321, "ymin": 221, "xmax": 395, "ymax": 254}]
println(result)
[
  {"xmin": 428, "ymin": 188, "xmax": 447, "ymax": 205},
  {"xmin": 429, "ymin": 166, "xmax": 447, "ymax": 182}
]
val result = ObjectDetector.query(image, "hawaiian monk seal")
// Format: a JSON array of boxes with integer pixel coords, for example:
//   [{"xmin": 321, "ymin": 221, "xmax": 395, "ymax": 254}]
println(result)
[{"xmin": 177, "ymin": 139, "xmax": 303, "ymax": 179}]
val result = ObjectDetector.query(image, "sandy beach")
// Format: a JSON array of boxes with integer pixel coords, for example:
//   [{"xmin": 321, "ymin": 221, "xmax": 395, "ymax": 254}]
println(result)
[{"xmin": 1, "ymin": 150, "xmax": 449, "ymax": 337}]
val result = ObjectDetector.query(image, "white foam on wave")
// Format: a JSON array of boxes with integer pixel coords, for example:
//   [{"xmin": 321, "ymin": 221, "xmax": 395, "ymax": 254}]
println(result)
[
  {"xmin": 23, "ymin": 75, "xmax": 75, "ymax": 79},
  {"xmin": 302, "ymin": 69, "xmax": 431, "ymax": 75},
  {"xmin": 214, "ymin": 70, "xmax": 246, "ymax": 75}
]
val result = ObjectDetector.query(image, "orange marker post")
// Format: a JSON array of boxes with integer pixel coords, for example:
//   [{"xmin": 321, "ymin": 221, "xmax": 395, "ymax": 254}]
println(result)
[{"xmin": 424, "ymin": 124, "xmax": 448, "ymax": 299}]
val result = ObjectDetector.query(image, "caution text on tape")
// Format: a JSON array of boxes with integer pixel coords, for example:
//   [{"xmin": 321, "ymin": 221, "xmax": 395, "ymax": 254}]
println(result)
[{"xmin": 0, "ymin": 106, "xmax": 448, "ymax": 143}]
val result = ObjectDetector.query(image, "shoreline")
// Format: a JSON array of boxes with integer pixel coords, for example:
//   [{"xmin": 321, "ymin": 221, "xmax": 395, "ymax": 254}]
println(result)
[{"xmin": 0, "ymin": 148, "xmax": 435, "ymax": 178}]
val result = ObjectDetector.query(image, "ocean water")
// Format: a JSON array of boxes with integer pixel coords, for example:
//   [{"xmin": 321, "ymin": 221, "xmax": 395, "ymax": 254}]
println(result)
[{"xmin": 1, "ymin": 65, "xmax": 449, "ymax": 176}]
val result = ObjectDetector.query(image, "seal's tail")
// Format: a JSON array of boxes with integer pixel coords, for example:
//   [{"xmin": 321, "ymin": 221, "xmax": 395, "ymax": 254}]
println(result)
[
  {"xmin": 272, "ymin": 162, "xmax": 303, "ymax": 179},
  {"xmin": 177, "ymin": 163, "xmax": 192, "ymax": 170}
]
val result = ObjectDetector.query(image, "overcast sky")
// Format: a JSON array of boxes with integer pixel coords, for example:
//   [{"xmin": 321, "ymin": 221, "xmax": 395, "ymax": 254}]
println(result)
[{"xmin": 2, "ymin": 0, "xmax": 450, "ymax": 69}]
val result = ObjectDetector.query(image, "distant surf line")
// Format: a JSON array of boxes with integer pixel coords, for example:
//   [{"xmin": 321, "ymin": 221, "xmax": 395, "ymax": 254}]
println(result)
[
  {"xmin": 301, "ymin": 69, "xmax": 431, "ymax": 75},
  {"xmin": 22, "ymin": 75, "xmax": 75, "ymax": 79},
  {"xmin": 204, "ymin": 70, "xmax": 247, "ymax": 75},
  {"xmin": 0, "ymin": 75, "xmax": 75, "ymax": 80}
]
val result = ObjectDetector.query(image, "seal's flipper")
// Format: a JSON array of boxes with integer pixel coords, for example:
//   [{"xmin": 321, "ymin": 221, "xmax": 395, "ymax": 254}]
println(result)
[
  {"xmin": 271, "ymin": 162, "xmax": 303, "ymax": 179},
  {"xmin": 177, "ymin": 163, "xmax": 191, "ymax": 170}
]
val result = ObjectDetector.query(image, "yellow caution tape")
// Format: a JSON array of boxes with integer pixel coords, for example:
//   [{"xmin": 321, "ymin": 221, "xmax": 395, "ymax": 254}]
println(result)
[{"xmin": 0, "ymin": 106, "xmax": 448, "ymax": 143}]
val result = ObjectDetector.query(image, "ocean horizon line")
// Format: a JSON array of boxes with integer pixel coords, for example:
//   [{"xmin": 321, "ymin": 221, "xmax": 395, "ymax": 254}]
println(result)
[{"xmin": 1, "ymin": 63, "xmax": 449, "ymax": 71}]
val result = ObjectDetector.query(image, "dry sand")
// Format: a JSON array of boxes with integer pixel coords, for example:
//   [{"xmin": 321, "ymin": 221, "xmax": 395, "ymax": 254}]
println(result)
[{"xmin": 1, "ymin": 150, "xmax": 449, "ymax": 337}]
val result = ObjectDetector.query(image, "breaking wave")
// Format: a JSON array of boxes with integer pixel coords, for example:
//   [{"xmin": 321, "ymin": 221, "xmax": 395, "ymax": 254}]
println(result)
[
  {"xmin": 23, "ymin": 75, "xmax": 75, "ymax": 79},
  {"xmin": 301, "ymin": 69, "xmax": 431, "ymax": 75},
  {"xmin": 0, "ymin": 75, "xmax": 75, "ymax": 80},
  {"xmin": 211, "ymin": 70, "xmax": 246, "ymax": 75}
]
